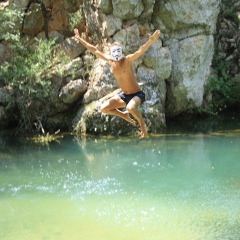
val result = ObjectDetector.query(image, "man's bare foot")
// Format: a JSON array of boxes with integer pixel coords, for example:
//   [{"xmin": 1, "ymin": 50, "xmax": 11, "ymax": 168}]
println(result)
[
  {"xmin": 123, "ymin": 111, "xmax": 136, "ymax": 125},
  {"xmin": 139, "ymin": 123, "xmax": 147, "ymax": 138}
]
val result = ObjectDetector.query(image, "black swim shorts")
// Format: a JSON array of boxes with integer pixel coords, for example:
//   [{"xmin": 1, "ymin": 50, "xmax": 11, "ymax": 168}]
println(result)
[{"xmin": 119, "ymin": 90, "xmax": 145, "ymax": 105}]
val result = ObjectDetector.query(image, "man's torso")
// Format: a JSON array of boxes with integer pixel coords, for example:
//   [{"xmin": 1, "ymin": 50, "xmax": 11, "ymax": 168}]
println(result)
[{"xmin": 109, "ymin": 58, "xmax": 141, "ymax": 94}]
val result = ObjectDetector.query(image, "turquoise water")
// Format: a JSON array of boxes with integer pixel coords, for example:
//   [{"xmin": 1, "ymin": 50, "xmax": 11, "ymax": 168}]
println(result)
[{"xmin": 0, "ymin": 131, "xmax": 240, "ymax": 240}]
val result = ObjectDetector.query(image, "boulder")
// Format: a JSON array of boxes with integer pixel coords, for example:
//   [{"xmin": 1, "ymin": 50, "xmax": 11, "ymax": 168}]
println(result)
[
  {"xmin": 22, "ymin": 3, "xmax": 44, "ymax": 36},
  {"xmin": 140, "ymin": 0, "xmax": 156, "ymax": 21},
  {"xmin": 166, "ymin": 35, "xmax": 215, "ymax": 117},
  {"xmin": 112, "ymin": 29, "xmax": 127, "ymax": 48},
  {"xmin": 73, "ymin": 64, "xmax": 167, "ymax": 135},
  {"xmin": 153, "ymin": 0, "xmax": 220, "ymax": 40},
  {"xmin": 83, "ymin": 59, "xmax": 117, "ymax": 104},
  {"xmin": 48, "ymin": 0, "xmax": 83, "ymax": 34},
  {"xmin": 143, "ymin": 40, "xmax": 172, "ymax": 81},
  {"xmin": 137, "ymin": 66, "xmax": 166, "ymax": 131},
  {"xmin": 59, "ymin": 37, "xmax": 86, "ymax": 60},
  {"xmin": 113, "ymin": 0, "xmax": 144, "ymax": 20},
  {"xmin": 9, "ymin": 0, "xmax": 31, "ymax": 10},
  {"xmin": 73, "ymin": 88, "xmax": 123, "ymax": 135},
  {"xmin": 59, "ymin": 79, "xmax": 87, "ymax": 104},
  {"xmin": 37, "ymin": 31, "xmax": 65, "ymax": 42},
  {"xmin": 113, "ymin": 24, "xmax": 141, "ymax": 53},
  {"xmin": 94, "ymin": 0, "xmax": 112, "ymax": 14},
  {"xmin": 101, "ymin": 14, "xmax": 122, "ymax": 37}
]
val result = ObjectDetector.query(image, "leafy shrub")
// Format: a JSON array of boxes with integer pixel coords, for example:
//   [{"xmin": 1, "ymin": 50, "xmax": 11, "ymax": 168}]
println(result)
[
  {"xmin": 69, "ymin": 9, "xmax": 83, "ymax": 31},
  {"xmin": 0, "ymin": 5, "xmax": 70, "ymax": 132},
  {"xmin": 207, "ymin": 56, "xmax": 240, "ymax": 114},
  {"xmin": 0, "ymin": 5, "xmax": 24, "ymax": 41}
]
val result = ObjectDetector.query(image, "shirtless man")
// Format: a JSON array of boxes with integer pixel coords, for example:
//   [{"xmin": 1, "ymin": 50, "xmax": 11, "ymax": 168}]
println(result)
[{"xmin": 74, "ymin": 28, "xmax": 160, "ymax": 138}]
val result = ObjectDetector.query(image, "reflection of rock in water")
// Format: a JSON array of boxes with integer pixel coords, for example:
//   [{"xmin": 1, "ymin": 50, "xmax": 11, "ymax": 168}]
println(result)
[{"xmin": 1, "ymin": 134, "xmax": 240, "ymax": 239}]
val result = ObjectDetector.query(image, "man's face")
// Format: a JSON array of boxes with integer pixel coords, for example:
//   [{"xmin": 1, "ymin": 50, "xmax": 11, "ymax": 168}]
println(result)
[{"xmin": 110, "ymin": 45, "xmax": 123, "ymax": 61}]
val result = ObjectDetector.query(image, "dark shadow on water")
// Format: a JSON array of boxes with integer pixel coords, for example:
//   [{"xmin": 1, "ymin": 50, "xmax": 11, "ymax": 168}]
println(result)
[
  {"xmin": 166, "ymin": 111, "xmax": 240, "ymax": 134},
  {"xmin": 1, "ymin": 111, "xmax": 240, "ymax": 145}
]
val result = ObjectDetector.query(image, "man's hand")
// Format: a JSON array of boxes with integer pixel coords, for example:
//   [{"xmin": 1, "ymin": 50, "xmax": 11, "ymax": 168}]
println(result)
[
  {"xmin": 148, "ymin": 30, "xmax": 161, "ymax": 42},
  {"xmin": 74, "ymin": 28, "xmax": 81, "ymax": 40}
]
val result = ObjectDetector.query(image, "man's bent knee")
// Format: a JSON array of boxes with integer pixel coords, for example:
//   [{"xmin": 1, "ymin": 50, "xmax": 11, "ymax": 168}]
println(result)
[
  {"xmin": 126, "ymin": 104, "xmax": 137, "ymax": 113},
  {"xmin": 100, "ymin": 104, "xmax": 108, "ymax": 114}
]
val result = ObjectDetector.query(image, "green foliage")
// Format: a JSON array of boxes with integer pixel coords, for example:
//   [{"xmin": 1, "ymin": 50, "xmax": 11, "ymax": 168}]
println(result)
[
  {"xmin": 0, "ymin": 6, "xmax": 71, "ymax": 132},
  {"xmin": 30, "ymin": 130, "xmax": 63, "ymax": 146},
  {"xmin": 207, "ymin": 0, "xmax": 240, "ymax": 115},
  {"xmin": 207, "ymin": 56, "xmax": 240, "ymax": 114},
  {"xmin": 0, "ymin": 5, "xmax": 24, "ymax": 41},
  {"xmin": 1, "ymin": 38, "xmax": 56, "ymax": 130},
  {"xmin": 69, "ymin": 10, "xmax": 83, "ymax": 31},
  {"xmin": 220, "ymin": 0, "xmax": 240, "ymax": 28}
]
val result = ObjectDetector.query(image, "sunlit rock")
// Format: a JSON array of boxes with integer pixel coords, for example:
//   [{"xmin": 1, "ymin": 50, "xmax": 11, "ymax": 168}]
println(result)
[
  {"xmin": 153, "ymin": 0, "xmax": 220, "ymax": 40},
  {"xmin": 112, "ymin": 29, "xmax": 127, "ymax": 48},
  {"xmin": 83, "ymin": 59, "xmax": 117, "ymax": 104},
  {"xmin": 59, "ymin": 79, "xmax": 87, "ymax": 104},
  {"xmin": 94, "ymin": 0, "xmax": 112, "ymax": 14},
  {"xmin": 113, "ymin": 24, "xmax": 141, "ymax": 53},
  {"xmin": 113, "ymin": 0, "xmax": 144, "ymax": 20},
  {"xmin": 166, "ymin": 35, "xmax": 215, "ymax": 117},
  {"xmin": 101, "ymin": 14, "xmax": 122, "ymax": 37},
  {"xmin": 143, "ymin": 40, "xmax": 172, "ymax": 81},
  {"xmin": 139, "ymin": 0, "xmax": 156, "ymax": 20},
  {"xmin": 136, "ymin": 66, "xmax": 166, "ymax": 131},
  {"xmin": 0, "ymin": 0, "xmax": 228, "ymax": 134},
  {"xmin": 59, "ymin": 37, "xmax": 86, "ymax": 60}
]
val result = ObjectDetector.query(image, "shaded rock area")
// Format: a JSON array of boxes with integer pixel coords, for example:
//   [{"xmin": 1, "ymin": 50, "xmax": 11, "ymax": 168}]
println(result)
[
  {"xmin": 0, "ymin": 0, "xmax": 239, "ymax": 136},
  {"xmin": 213, "ymin": 0, "xmax": 240, "ymax": 86}
]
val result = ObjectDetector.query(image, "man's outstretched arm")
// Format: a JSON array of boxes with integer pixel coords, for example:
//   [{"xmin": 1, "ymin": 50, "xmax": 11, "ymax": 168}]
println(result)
[
  {"xmin": 74, "ymin": 28, "xmax": 110, "ymax": 61},
  {"xmin": 126, "ymin": 30, "xmax": 161, "ymax": 61}
]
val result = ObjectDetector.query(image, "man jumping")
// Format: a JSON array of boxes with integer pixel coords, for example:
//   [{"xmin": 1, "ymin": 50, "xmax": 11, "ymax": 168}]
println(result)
[{"xmin": 74, "ymin": 28, "xmax": 160, "ymax": 138}]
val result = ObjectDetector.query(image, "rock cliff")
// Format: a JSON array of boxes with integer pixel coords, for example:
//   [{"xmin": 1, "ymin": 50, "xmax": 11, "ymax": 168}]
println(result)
[{"xmin": 0, "ymin": 0, "xmax": 238, "ymax": 135}]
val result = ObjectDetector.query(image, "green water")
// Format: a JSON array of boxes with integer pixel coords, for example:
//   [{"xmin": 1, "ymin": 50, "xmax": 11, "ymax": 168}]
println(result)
[{"xmin": 0, "ymin": 131, "xmax": 240, "ymax": 240}]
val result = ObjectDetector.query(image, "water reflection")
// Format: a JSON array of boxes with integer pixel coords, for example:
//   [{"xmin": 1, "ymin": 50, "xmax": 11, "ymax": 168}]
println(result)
[{"xmin": 0, "ymin": 132, "xmax": 240, "ymax": 239}]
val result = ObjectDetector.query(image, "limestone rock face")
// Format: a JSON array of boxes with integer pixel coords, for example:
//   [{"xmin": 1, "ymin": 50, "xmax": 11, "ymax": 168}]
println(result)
[
  {"xmin": 153, "ymin": 0, "xmax": 219, "ymax": 39},
  {"xmin": 1, "ymin": 0, "xmax": 227, "ymax": 135},
  {"xmin": 143, "ymin": 41, "xmax": 172, "ymax": 82},
  {"xmin": 153, "ymin": 0, "xmax": 220, "ymax": 117},
  {"xmin": 166, "ymin": 35, "xmax": 215, "ymax": 116}
]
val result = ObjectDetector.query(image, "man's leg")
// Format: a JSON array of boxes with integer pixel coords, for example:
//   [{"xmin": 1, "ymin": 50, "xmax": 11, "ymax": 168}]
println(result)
[
  {"xmin": 126, "ymin": 96, "xmax": 147, "ymax": 138},
  {"xmin": 100, "ymin": 95, "xmax": 136, "ymax": 125}
]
